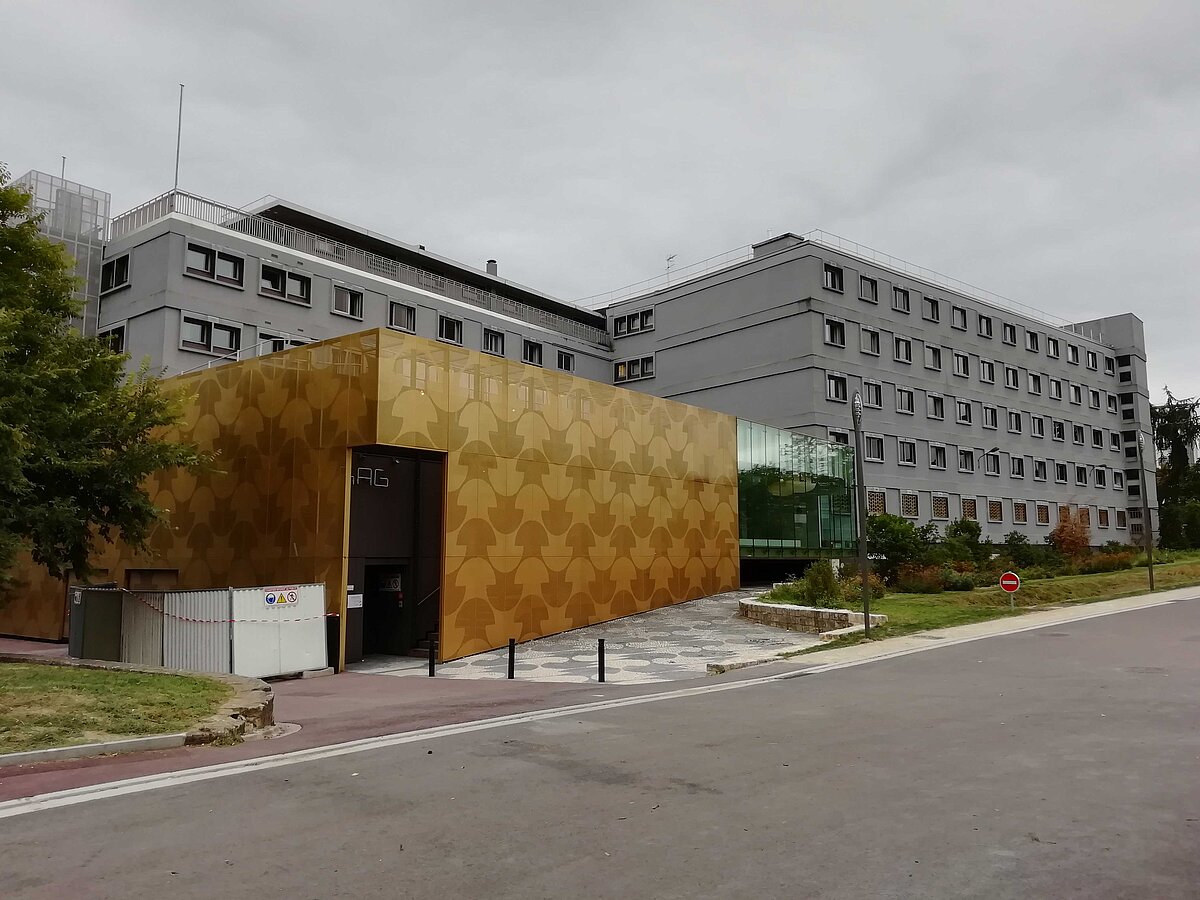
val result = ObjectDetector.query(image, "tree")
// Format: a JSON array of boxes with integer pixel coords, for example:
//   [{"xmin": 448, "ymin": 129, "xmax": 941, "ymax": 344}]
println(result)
[
  {"xmin": 1049, "ymin": 511, "xmax": 1092, "ymax": 560},
  {"xmin": 1151, "ymin": 390, "xmax": 1200, "ymax": 548},
  {"xmin": 0, "ymin": 165, "xmax": 205, "ymax": 582},
  {"xmin": 866, "ymin": 513, "xmax": 935, "ymax": 583},
  {"xmin": 944, "ymin": 517, "xmax": 992, "ymax": 565}
]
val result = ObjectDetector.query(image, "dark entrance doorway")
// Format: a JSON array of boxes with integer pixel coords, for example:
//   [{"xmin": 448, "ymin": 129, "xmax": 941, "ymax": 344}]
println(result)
[{"xmin": 345, "ymin": 448, "xmax": 444, "ymax": 664}]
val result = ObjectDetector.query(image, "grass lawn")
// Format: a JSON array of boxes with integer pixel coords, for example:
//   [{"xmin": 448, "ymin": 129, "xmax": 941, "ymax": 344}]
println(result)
[
  {"xmin": 782, "ymin": 560, "xmax": 1200, "ymax": 655},
  {"xmin": 0, "ymin": 664, "xmax": 231, "ymax": 754}
]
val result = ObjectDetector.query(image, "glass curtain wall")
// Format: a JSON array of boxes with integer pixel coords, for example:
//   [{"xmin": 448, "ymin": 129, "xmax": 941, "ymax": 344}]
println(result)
[{"xmin": 736, "ymin": 419, "xmax": 856, "ymax": 558}]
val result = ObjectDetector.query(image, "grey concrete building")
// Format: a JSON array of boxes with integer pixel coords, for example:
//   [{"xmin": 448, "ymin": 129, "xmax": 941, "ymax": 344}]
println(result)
[
  {"xmin": 601, "ymin": 231, "xmax": 1158, "ymax": 546},
  {"xmin": 95, "ymin": 190, "xmax": 612, "ymax": 380}
]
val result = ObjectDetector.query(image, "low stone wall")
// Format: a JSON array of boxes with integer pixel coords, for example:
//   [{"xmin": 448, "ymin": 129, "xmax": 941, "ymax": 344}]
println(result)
[
  {"xmin": 0, "ymin": 653, "xmax": 273, "ymax": 745},
  {"xmin": 738, "ymin": 599, "xmax": 887, "ymax": 634}
]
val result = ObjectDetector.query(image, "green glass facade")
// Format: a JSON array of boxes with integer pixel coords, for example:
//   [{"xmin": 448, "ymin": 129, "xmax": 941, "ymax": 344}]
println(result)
[{"xmin": 736, "ymin": 419, "xmax": 857, "ymax": 559}]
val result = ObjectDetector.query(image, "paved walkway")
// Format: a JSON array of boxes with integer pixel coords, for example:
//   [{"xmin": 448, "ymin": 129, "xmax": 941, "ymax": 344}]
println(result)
[{"xmin": 347, "ymin": 590, "xmax": 821, "ymax": 683}]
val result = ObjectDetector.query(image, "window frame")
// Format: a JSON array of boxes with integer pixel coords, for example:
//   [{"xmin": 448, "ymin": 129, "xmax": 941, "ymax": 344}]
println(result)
[
  {"xmin": 483, "ymin": 327, "xmax": 505, "ymax": 357},
  {"xmin": 438, "ymin": 314, "xmax": 463, "ymax": 346},
  {"xmin": 332, "ymin": 284, "xmax": 364, "ymax": 320},
  {"xmin": 522, "ymin": 339, "xmax": 544, "ymax": 367},
  {"xmin": 100, "ymin": 255, "xmax": 130, "ymax": 295},
  {"xmin": 388, "ymin": 302, "xmax": 416, "ymax": 333}
]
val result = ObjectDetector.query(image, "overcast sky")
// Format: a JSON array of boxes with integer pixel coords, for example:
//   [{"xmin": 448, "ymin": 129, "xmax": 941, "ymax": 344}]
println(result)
[{"xmin": 4, "ymin": 0, "xmax": 1198, "ymax": 399}]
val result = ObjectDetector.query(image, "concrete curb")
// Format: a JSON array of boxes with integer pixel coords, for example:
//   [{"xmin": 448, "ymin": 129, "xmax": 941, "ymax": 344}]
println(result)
[{"xmin": 0, "ymin": 653, "xmax": 274, "ymax": 761}]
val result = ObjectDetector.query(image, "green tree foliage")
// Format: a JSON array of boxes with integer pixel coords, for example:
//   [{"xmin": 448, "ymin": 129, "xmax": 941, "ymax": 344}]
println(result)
[
  {"xmin": 1151, "ymin": 390, "xmax": 1200, "ymax": 549},
  {"xmin": 866, "ymin": 513, "xmax": 936, "ymax": 583},
  {"xmin": 0, "ymin": 166, "xmax": 205, "ymax": 582},
  {"xmin": 943, "ymin": 517, "xmax": 993, "ymax": 565}
]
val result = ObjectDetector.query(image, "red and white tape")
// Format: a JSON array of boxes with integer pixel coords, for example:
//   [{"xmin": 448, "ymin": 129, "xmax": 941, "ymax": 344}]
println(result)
[{"xmin": 132, "ymin": 593, "xmax": 334, "ymax": 625}]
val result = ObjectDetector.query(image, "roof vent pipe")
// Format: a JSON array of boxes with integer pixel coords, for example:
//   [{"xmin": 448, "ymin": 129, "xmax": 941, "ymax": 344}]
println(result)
[{"xmin": 486, "ymin": 259, "xmax": 498, "ymax": 276}]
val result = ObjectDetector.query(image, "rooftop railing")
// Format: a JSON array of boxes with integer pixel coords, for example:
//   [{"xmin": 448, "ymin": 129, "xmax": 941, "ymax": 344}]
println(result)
[{"xmin": 111, "ymin": 191, "xmax": 612, "ymax": 348}]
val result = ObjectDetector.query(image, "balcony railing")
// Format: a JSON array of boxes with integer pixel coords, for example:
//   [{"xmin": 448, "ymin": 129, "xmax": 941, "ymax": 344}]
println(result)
[{"xmin": 111, "ymin": 190, "xmax": 612, "ymax": 348}]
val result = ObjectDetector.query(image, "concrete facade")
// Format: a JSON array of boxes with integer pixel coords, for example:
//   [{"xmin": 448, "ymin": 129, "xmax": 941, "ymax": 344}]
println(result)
[{"xmin": 603, "ymin": 233, "xmax": 1157, "ymax": 545}]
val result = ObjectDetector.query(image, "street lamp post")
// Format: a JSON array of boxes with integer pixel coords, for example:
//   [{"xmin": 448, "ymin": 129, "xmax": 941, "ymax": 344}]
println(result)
[
  {"xmin": 851, "ymin": 392, "xmax": 872, "ymax": 638},
  {"xmin": 1137, "ymin": 433, "xmax": 1155, "ymax": 591}
]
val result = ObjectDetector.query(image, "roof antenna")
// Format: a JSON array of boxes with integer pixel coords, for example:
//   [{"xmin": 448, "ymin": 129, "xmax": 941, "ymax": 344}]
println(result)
[
  {"xmin": 666, "ymin": 254, "xmax": 677, "ymax": 285},
  {"xmin": 60, "ymin": 156, "xmax": 66, "ymax": 180},
  {"xmin": 173, "ymin": 83, "xmax": 185, "ymax": 191}
]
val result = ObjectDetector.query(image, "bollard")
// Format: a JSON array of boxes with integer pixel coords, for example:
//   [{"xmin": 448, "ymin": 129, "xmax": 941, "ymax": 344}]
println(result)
[
  {"xmin": 508, "ymin": 637, "xmax": 516, "ymax": 680},
  {"xmin": 598, "ymin": 638, "xmax": 606, "ymax": 683},
  {"xmin": 428, "ymin": 638, "xmax": 436, "ymax": 677}
]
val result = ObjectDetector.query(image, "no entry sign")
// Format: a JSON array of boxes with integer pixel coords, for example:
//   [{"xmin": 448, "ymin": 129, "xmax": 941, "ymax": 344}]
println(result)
[{"xmin": 1000, "ymin": 571, "xmax": 1021, "ymax": 593}]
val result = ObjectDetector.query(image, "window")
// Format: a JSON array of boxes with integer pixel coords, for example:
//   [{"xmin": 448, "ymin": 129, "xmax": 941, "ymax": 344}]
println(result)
[
  {"xmin": 1049, "ymin": 378, "xmax": 1063, "ymax": 400},
  {"xmin": 923, "ymin": 297, "xmax": 940, "ymax": 322},
  {"xmin": 861, "ymin": 327, "xmax": 880, "ymax": 355},
  {"xmin": 961, "ymin": 498, "xmax": 978, "ymax": 521},
  {"xmin": 100, "ymin": 256, "xmax": 129, "ymax": 293},
  {"xmin": 932, "ymin": 495, "xmax": 950, "ymax": 520},
  {"xmin": 901, "ymin": 493, "xmax": 919, "ymax": 518},
  {"xmin": 1066, "ymin": 344, "xmax": 1079, "ymax": 365},
  {"xmin": 483, "ymin": 328, "xmax": 505, "ymax": 356},
  {"xmin": 1033, "ymin": 460, "xmax": 1047, "ymax": 481},
  {"xmin": 864, "ymin": 435, "xmax": 884, "ymax": 462},
  {"xmin": 928, "ymin": 395, "xmax": 945, "ymax": 420},
  {"xmin": 1004, "ymin": 366, "xmax": 1019, "ymax": 389},
  {"xmin": 859, "ymin": 276, "xmax": 877, "ymax": 303},
  {"xmin": 557, "ymin": 351, "xmax": 575, "ymax": 372},
  {"xmin": 1098, "ymin": 508, "xmax": 1110, "ymax": 528},
  {"xmin": 522, "ymin": 340, "xmax": 544, "ymax": 366},
  {"xmin": 613, "ymin": 355, "xmax": 655, "ymax": 383},
  {"xmin": 978, "ymin": 314, "xmax": 993, "ymax": 338},
  {"xmin": 1031, "ymin": 415, "xmax": 1045, "ymax": 438},
  {"xmin": 956, "ymin": 399, "xmax": 973, "ymax": 425},
  {"xmin": 1086, "ymin": 350, "xmax": 1098, "ymax": 370},
  {"xmin": 864, "ymin": 381, "xmax": 883, "ymax": 408},
  {"xmin": 1116, "ymin": 510, "xmax": 1127, "ymax": 528},
  {"xmin": 1002, "ymin": 322, "xmax": 1017, "ymax": 345},
  {"xmin": 983, "ymin": 405, "xmax": 998, "ymax": 429},
  {"xmin": 894, "ymin": 336, "xmax": 912, "ymax": 363},
  {"xmin": 1073, "ymin": 424, "xmax": 1085, "ymax": 445},
  {"xmin": 823, "ymin": 264, "xmax": 844, "ymax": 291},
  {"xmin": 1014, "ymin": 501, "xmax": 1028, "ymax": 524},
  {"xmin": 258, "ymin": 332, "xmax": 308, "ymax": 354},
  {"xmin": 1095, "ymin": 468, "xmax": 1107, "ymax": 487},
  {"xmin": 388, "ymin": 302, "xmax": 416, "ymax": 332},
  {"xmin": 214, "ymin": 253, "xmax": 243, "ymax": 286},
  {"xmin": 896, "ymin": 387, "xmax": 915, "ymax": 414},
  {"xmin": 1052, "ymin": 419, "xmax": 1065, "ymax": 441},
  {"xmin": 898, "ymin": 439, "xmax": 917, "ymax": 466},
  {"xmin": 1108, "ymin": 395, "xmax": 1118, "ymax": 414},
  {"xmin": 438, "ymin": 315, "xmax": 463, "ymax": 345},
  {"xmin": 868, "ymin": 490, "xmax": 887, "ymax": 516},
  {"xmin": 1011, "ymin": 457, "xmax": 1025, "ymax": 478},
  {"xmin": 1008, "ymin": 411, "xmax": 1022, "ymax": 433},
  {"xmin": 1119, "ymin": 371, "xmax": 1132, "ymax": 384},
  {"xmin": 180, "ymin": 315, "xmax": 240, "ymax": 355},
  {"xmin": 829, "ymin": 430, "xmax": 850, "ymax": 446},
  {"xmin": 612, "ymin": 309, "xmax": 655, "ymax": 337},
  {"xmin": 979, "ymin": 359, "xmax": 995, "ymax": 384},
  {"xmin": 1046, "ymin": 337, "xmax": 1060, "ymax": 358},
  {"xmin": 893, "ymin": 287, "xmax": 910, "ymax": 313},
  {"xmin": 930, "ymin": 445, "xmax": 947, "ymax": 470},
  {"xmin": 1037, "ymin": 503, "xmax": 1051, "ymax": 525},
  {"xmin": 826, "ymin": 373, "xmax": 848, "ymax": 402},
  {"xmin": 951, "ymin": 306, "xmax": 967, "ymax": 330},
  {"xmin": 1089, "ymin": 389, "xmax": 1101, "ymax": 409},
  {"xmin": 186, "ymin": 243, "xmax": 215, "ymax": 277},
  {"xmin": 1092, "ymin": 428, "xmax": 1104, "ymax": 449},
  {"xmin": 1076, "ymin": 465, "xmax": 1089, "ymax": 486},
  {"xmin": 1055, "ymin": 463, "xmax": 1068, "ymax": 483},
  {"xmin": 1026, "ymin": 331, "xmax": 1040, "ymax": 352},
  {"xmin": 1110, "ymin": 433, "xmax": 1121, "ymax": 451},
  {"xmin": 1069, "ymin": 384, "xmax": 1082, "ymax": 405},
  {"xmin": 824, "ymin": 318, "xmax": 846, "ymax": 347},
  {"xmin": 925, "ymin": 345, "xmax": 942, "ymax": 371},
  {"xmin": 959, "ymin": 448, "xmax": 975, "ymax": 473},
  {"xmin": 259, "ymin": 264, "xmax": 308, "ymax": 305},
  {"xmin": 984, "ymin": 452, "xmax": 1000, "ymax": 476},
  {"xmin": 333, "ymin": 285, "xmax": 364, "ymax": 319},
  {"xmin": 1104, "ymin": 356, "xmax": 1115, "ymax": 375},
  {"xmin": 98, "ymin": 324, "xmax": 126, "ymax": 352},
  {"xmin": 953, "ymin": 352, "xmax": 969, "ymax": 377},
  {"xmin": 989, "ymin": 499, "xmax": 1004, "ymax": 523},
  {"xmin": 1028, "ymin": 373, "xmax": 1042, "ymax": 395}
]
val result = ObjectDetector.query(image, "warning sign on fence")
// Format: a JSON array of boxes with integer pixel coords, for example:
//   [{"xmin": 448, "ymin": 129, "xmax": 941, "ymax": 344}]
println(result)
[{"xmin": 263, "ymin": 585, "xmax": 300, "ymax": 607}]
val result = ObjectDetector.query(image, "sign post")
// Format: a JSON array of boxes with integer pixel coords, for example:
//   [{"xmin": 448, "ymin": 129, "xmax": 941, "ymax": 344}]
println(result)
[{"xmin": 1000, "ymin": 571, "xmax": 1021, "ymax": 609}]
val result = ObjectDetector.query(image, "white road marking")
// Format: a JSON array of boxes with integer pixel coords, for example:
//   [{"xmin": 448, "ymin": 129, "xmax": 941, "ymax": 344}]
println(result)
[{"xmin": 0, "ymin": 590, "xmax": 1191, "ymax": 820}]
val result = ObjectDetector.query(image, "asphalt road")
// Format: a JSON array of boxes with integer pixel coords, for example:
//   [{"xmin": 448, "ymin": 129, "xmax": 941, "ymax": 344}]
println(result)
[{"xmin": 3, "ymin": 599, "xmax": 1198, "ymax": 899}]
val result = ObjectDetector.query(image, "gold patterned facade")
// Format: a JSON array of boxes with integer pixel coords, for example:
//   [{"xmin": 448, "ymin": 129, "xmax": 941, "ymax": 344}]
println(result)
[{"xmin": 0, "ymin": 330, "xmax": 740, "ymax": 662}]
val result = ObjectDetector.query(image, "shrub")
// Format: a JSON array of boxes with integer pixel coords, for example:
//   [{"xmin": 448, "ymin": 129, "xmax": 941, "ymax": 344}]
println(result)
[
  {"xmin": 1050, "ymin": 511, "xmax": 1093, "ymax": 560},
  {"xmin": 867, "ymin": 514, "xmax": 936, "ymax": 583},
  {"xmin": 799, "ymin": 559, "xmax": 842, "ymax": 608},
  {"xmin": 836, "ymin": 564, "xmax": 887, "ymax": 603},
  {"xmin": 1080, "ymin": 552, "xmax": 1135, "ymax": 575},
  {"xmin": 941, "ymin": 570, "xmax": 976, "ymax": 591},
  {"xmin": 894, "ymin": 564, "xmax": 945, "ymax": 594},
  {"xmin": 1100, "ymin": 540, "xmax": 1137, "ymax": 556}
]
